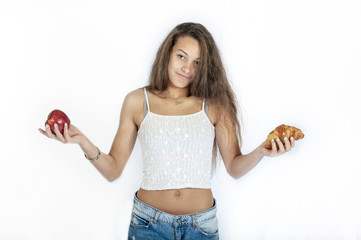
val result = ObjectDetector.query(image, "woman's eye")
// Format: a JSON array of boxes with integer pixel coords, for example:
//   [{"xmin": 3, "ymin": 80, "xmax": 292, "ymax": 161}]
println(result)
[
  {"xmin": 177, "ymin": 54, "xmax": 185, "ymax": 59},
  {"xmin": 194, "ymin": 61, "xmax": 200, "ymax": 65}
]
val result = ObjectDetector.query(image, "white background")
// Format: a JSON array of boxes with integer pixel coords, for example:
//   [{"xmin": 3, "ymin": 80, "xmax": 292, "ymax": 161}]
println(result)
[{"xmin": 1, "ymin": 0, "xmax": 360, "ymax": 239}]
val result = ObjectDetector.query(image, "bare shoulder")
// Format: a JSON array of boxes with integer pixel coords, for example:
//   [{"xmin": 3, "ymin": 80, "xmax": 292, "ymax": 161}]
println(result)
[
  {"xmin": 207, "ymin": 101, "xmax": 222, "ymax": 125},
  {"xmin": 207, "ymin": 101, "xmax": 229, "ymax": 126},
  {"xmin": 121, "ymin": 88, "xmax": 145, "ymax": 114},
  {"xmin": 122, "ymin": 88, "xmax": 146, "ymax": 127},
  {"xmin": 123, "ymin": 88, "xmax": 144, "ymax": 106}
]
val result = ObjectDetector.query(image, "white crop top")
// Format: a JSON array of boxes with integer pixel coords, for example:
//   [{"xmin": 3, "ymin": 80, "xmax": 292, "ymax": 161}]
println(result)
[{"xmin": 137, "ymin": 88, "xmax": 215, "ymax": 190}]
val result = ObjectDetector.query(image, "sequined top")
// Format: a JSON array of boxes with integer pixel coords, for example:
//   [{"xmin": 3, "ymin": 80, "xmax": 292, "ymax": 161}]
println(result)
[{"xmin": 137, "ymin": 88, "xmax": 215, "ymax": 190}]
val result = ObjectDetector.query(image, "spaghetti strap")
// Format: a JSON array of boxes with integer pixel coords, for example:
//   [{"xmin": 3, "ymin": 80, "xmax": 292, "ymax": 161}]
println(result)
[
  {"xmin": 143, "ymin": 88, "xmax": 150, "ymax": 117},
  {"xmin": 144, "ymin": 88, "xmax": 150, "ymax": 110},
  {"xmin": 204, "ymin": 99, "xmax": 209, "ymax": 117},
  {"xmin": 202, "ymin": 99, "xmax": 205, "ymax": 111}
]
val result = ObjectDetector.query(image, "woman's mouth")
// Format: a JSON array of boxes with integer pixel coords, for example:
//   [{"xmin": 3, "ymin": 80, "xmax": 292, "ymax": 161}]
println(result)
[{"xmin": 177, "ymin": 73, "xmax": 191, "ymax": 80}]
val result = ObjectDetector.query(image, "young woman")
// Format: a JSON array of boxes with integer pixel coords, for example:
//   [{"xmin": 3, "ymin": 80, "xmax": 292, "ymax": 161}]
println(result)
[{"xmin": 39, "ymin": 22, "xmax": 296, "ymax": 240}]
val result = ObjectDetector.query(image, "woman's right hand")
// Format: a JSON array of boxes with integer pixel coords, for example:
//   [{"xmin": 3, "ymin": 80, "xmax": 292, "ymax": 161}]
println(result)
[{"xmin": 38, "ymin": 123, "xmax": 85, "ymax": 145}]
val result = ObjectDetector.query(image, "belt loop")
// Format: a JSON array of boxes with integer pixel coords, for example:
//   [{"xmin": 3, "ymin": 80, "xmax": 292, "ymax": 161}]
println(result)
[
  {"xmin": 191, "ymin": 215, "xmax": 197, "ymax": 228},
  {"xmin": 152, "ymin": 211, "xmax": 161, "ymax": 224}
]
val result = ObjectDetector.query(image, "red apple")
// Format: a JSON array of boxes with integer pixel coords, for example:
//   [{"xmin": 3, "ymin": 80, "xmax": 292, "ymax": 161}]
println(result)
[{"xmin": 45, "ymin": 109, "xmax": 71, "ymax": 134}]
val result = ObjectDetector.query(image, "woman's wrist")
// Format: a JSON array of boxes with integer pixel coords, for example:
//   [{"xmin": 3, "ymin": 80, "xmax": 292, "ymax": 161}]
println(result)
[
  {"xmin": 78, "ymin": 135, "xmax": 99, "ymax": 159},
  {"xmin": 254, "ymin": 144, "xmax": 266, "ymax": 158},
  {"xmin": 84, "ymin": 147, "xmax": 101, "ymax": 162},
  {"xmin": 77, "ymin": 134, "xmax": 89, "ymax": 148}
]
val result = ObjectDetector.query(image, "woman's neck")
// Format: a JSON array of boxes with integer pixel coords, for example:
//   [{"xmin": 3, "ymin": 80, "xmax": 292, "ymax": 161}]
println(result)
[{"xmin": 165, "ymin": 86, "xmax": 189, "ymax": 101}]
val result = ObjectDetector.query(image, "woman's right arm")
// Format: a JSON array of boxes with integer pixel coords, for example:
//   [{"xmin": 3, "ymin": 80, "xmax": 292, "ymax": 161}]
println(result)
[{"xmin": 39, "ymin": 91, "xmax": 140, "ymax": 182}]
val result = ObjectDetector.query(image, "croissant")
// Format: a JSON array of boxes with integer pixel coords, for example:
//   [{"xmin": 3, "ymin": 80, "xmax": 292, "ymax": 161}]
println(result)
[{"xmin": 265, "ymin": 124, "xmax": 304, "ymax": 149}]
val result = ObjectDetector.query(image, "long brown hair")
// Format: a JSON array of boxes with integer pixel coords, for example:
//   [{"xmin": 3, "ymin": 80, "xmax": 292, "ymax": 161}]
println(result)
[{"xmin": 148, "ymin": 22, "xmax": 242, "ymax": 171}]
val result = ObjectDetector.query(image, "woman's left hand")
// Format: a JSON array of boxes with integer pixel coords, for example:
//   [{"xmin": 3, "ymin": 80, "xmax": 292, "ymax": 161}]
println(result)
[{"xmin": 257, "ymin": 137, "xmax": 295, "ymax": 157}]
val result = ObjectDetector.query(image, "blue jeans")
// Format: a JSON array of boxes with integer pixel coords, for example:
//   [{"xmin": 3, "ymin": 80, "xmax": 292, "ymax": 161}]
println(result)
[{"xmin": 128, "ymin": 192, "xmax": 219, "ymax": 240}]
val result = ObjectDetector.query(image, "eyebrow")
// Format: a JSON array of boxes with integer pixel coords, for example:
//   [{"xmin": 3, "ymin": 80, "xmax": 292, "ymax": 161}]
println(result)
[{"xmin": 177, "ymin": 49, "xmax": 201, "ymax": 60}]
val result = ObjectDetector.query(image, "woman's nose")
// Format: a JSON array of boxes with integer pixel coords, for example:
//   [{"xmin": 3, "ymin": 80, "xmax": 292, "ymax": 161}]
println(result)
[{"xmin": 181, "ymin": 62, "xmax": 191, "ymax": 73}]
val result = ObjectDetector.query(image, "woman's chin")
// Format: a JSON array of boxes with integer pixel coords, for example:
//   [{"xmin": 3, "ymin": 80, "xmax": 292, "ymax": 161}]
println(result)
[{"xmin": 169, "ymin": 80, "xmax": 191, "ymax": 89}]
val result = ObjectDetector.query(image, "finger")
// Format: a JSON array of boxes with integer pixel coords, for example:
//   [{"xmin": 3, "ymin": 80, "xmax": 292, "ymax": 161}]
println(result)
[
  {"xmin": 290, "ymin": 137, "xmax": 295, "ymax": 148},
  {"xmin": 283, "ymin": 137, "xmax": 291, "ymax": 151},
  {"xmin": 39, "ymin": 127, "xmax": 51, "ymax": 137},
  {"xmin": 44, "ymin": 124, "xmax": 56, "ymax": 139},
  {"xmin": 271, "ymin": 139, "xmax": 278, "ymax": 156},
  {"xmin": 53, "ymin": 124, "xmax": 66, "ymax": 143},
  {"xmin": 276, "ymin": 138, "xmax": 285, "ymax": 153},
  {"xmin": 38, "ymin": 128, "xmax": 46, "ymax": 135},
  {"xmin": 63, "ymin": 123, "xmax": 71, "ymax": 143}
]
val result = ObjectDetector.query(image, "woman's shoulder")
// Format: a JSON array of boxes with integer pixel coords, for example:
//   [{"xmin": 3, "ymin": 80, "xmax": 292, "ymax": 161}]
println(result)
[
  {"xmin": 207, "ymin": 100, "xmax": 229, "ymax": 125},
  {"xmin": 122, "ymin": 87, "xmax": 146, "ymax": 111},
  {"xmin": 125, "ymin": 87, "xmax": 147, "ymax": 101}
]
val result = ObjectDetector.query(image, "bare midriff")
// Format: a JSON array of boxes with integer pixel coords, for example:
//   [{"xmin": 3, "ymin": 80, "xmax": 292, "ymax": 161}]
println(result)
[{"xmin": 136, "ymin": 188, "xmax": 214, "ymax": 215}]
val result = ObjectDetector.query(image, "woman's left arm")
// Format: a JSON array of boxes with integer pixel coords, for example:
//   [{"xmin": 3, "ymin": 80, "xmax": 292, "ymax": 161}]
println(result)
[{"xmin": 215, "ymin": 109, "xmax": 295, "ymax": 180}]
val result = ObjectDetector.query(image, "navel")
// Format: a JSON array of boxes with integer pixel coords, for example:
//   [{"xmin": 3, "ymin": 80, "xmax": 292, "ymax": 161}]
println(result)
[{"xmin": 175, "ymin": 190, "xmax": 181, "ymax": 197}]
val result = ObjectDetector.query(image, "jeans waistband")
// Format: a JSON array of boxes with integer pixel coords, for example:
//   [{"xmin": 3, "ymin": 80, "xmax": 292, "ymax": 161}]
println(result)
[{"xmin": 132, "ymin": 191, "xmax": 217, "ymax": 225}]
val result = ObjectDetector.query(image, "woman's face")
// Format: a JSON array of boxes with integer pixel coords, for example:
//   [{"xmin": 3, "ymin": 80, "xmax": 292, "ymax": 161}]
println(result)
[{"xmin": 167, "ymin": 36, "xmax": 201, "ymax": 89}]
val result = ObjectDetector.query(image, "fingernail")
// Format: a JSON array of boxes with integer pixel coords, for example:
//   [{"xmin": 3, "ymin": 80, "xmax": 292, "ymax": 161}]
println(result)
[
  {"xmin": 284, "ymin": 137, "xmax": 288, "ymax": 141},
  {"xmin": 54, "ymin": 124, "xmax": 57, "ymax": 128},
  {"xmin": 271, "ymin": 139, "xmax": 275, "ymax": 142},
  {"xmin": 276, "ymin": 138, "xmax": 280, "ymax": 142},
  {"xmin": 45, "ymin": 124, "xmax": 49, "ymax": 129},
  {"xmin": 64, "ymin": 123, "xmax": 67, "ymax": 127},
  {"xmin": 290, "ymin": 137, "xmax": 294, "ymax": 140}
]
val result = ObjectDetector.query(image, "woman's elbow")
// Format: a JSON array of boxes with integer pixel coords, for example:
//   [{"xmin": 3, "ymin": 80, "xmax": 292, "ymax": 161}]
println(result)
[
  {"xmin": 105, "ymin": 156, "xmax": 126, "ymax": 182},
  {"xmin": 106, "ymin": 175, "xmax": 120, "ymax": 182},
  {"xmin": 227, "ymin": 168, "xmax": 244, "ymax": 180},
  {"xmin": 104, "ymin": 171, "xmax": 122, "ymax": 182},
  {"xmin": 106, "ymin": 176, "xmax": 117, "ymax": 182},
  {"xmin": 230, "ymin": 173, "xmax": 242, "ymax": 180}
]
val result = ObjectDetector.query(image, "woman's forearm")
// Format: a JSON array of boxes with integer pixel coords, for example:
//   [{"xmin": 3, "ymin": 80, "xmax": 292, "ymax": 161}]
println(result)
[
  {"xmin": 79, "ymin": 136, "xmax": 120, "ymax": 182},
  {"xmin": 228, "ymin": 146, "xmax": 265, "ymax": 179}
]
